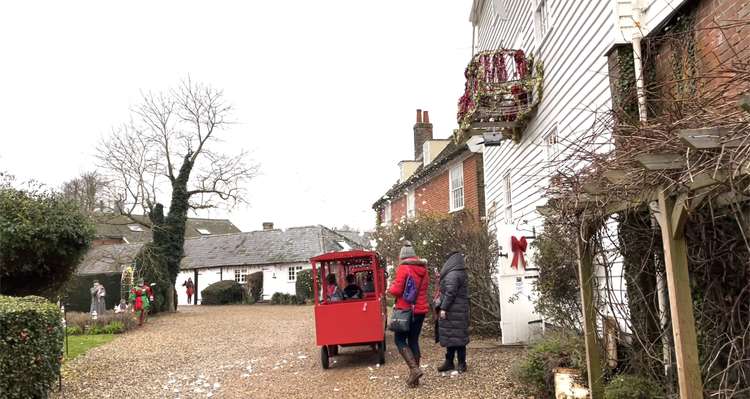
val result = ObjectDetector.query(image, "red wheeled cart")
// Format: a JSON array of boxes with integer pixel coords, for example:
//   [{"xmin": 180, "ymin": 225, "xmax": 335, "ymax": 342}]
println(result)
[{"xmin": 310, "ymin": 250, "xmax": 388, "ymax": 369}]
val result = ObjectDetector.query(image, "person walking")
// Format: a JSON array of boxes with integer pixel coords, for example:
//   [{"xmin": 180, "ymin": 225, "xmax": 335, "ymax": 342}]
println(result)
[
  {"xmin": 388, "ymin": 241, "xmax": 429, "ymax": 388},
  {"xmin": 435, "ymin": 251, "xmax": 470, "ymax": 373},
  {"xmin": 183, "ymin": 277, "xmax": 195, "ymax": 305}
]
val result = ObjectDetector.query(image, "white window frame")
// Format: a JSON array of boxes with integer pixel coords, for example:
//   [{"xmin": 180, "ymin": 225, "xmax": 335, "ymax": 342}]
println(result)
[
  {"xmin": 288, "ymin": 265, "xmax": 303, "ymax": 282},
  {"xmin": 406, "ymin": 189, "xmax": 416, "ymax": 219},
  {"xmin": 534, "ymin": 0, "xmax": 552, "ymax": 47},
  {"xmin": 196, "ymin": 228, "xmax": 211, "ymax": 235},
  {"xmin": 127, "ymin": 224, "xmax": 144, "ymax": 232},
  {"xmin": 234, "ymin": 267, "xmax": 249, "ymax": 283},
  {"xmin": 449, "ymin": 163, "xmax": 465, "ymax": 212},
  {"xmin": 383, "ymin": 202, "xmax": 392, "ymax": 225},
  {"xmin": 503, "ymin": 173, "xmax": 513, "ymax": 221}
]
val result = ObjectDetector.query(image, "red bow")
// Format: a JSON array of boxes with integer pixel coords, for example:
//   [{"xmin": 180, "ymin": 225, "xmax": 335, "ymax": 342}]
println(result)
[{"xmin": 511, "ymin": 236, "xmax": 527, "ymax": 270}]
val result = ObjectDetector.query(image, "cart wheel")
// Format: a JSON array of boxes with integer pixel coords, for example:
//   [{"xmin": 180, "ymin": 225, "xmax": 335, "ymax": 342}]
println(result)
[
  {"xmin": 321, "ymin": 346, "xmax": 330, "ymax": 369},
  {"xmin": 330, "ymin": 345, "xmax": 339, "ymax": 356},
  {"xmin": 377, "ymin": 340, "xmax": 386, "ymax": 365}
]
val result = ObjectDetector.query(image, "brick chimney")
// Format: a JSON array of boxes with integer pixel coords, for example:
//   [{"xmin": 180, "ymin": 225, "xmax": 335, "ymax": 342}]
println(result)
[
  {"xmin": 414, "ymin": 109, "xmax": 433, "ymax": 160},
  {"xmin": 262, "ymin": 222, "xmax": 274, "ymax": 230}
]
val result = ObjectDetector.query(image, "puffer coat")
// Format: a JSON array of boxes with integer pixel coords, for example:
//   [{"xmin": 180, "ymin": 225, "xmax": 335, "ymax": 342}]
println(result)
[{"xmin": 436, "ymin": 252, "xmax": 470, "ymax": 347}]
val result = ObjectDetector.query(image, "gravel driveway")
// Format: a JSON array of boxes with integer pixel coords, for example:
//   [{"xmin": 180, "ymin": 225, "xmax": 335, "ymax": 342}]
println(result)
[{"xmin": 54, "ymin": 305, "xmax": 525, "ymax": 398}]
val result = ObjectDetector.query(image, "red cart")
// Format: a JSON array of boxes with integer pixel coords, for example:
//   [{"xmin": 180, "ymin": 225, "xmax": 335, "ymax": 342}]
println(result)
[{"xmin": 310, "ymin": 250, "xmax": 388, "ymax": 369}]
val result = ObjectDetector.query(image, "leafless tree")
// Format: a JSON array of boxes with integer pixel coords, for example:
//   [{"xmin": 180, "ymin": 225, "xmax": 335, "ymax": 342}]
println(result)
[
  {"xmin": 97, "ymin": 78, "xmax": 258, "ymax": 311},
  {"xmin": 61, "ymin": 171, "xmax": 110, "ymax": 213}
]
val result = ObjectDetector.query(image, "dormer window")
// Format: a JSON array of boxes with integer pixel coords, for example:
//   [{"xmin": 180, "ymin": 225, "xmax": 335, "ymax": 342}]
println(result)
[
  {"xmin": 127, "ymin": 224, "xmax": 144, "ymax": 232},
  {"xmin": 196, "ymin": 228, "xmax": 211, "ymax": 235}
]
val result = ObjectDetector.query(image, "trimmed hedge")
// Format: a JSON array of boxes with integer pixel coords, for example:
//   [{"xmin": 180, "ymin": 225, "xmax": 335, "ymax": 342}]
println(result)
[
  {"xmin": 270, "ymin": 292, "xmax": 304, "ymax": 305},
  {"xmin": 201, "ymin": 280, "xmax": 244, "ymax": 305},
  {"xmin": 61, "ymin": 273, "xmax": 122, "ymax": 312},
  {"xmin": 0, "ymin": 295, "xmax": 64, "ymax": 399},
  {"xmin": 246, "ymin": 271, "xmax": 263, "ymax": 303},
  {"xmin": 295, "ymin": 269, "xmax": 313, "ymax": 302}
]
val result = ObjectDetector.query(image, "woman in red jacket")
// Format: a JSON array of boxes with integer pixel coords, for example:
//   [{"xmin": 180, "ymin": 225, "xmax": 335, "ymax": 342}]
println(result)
[{"xmin": 388, "ymin": 241, "xmax": 429, "ymax": 388}]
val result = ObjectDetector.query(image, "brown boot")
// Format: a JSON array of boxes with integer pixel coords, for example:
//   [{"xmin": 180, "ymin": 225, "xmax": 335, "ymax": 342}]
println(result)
[{"xmin": 398, "ymin": 348, "xmax": 424, "ymax": 388}]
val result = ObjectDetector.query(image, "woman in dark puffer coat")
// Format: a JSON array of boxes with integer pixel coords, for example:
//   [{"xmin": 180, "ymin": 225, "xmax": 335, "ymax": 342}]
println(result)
[{"xmin": 435, "ymin": 251, "xmax": 470, "ymax": 373}]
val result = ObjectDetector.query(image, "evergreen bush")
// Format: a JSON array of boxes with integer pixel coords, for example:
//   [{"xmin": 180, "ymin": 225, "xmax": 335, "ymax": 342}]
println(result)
[
  {"xmin": 200, "ymin": 280, "xmax": 243, "ymax": 305},
  {"xmin": 0, "ymin": 188, "xmax": 94, "ymax": 298},
  {"xmin": 513, "ymin": 333, "xmax": 586, "ymax": 398},
  {"xmin": 604, "ymin": 375, "xmax": 663, "ymax": 399},
  {"xmin": 246, "ymin": 271, "xmax": 263, "ymax": 302},
  {"xmin": 0, "ymin": 295, "xmax": 64, "ymax": 399},
  {"xmin": 295, "ymin": 269, "xmax": 313, "ymax": 301}
]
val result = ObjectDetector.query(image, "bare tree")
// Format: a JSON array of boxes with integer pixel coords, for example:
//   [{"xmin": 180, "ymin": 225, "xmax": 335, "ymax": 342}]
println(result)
[
  {"xmin": 61, "ymin": 171, "xmax": 110, "ymax": 213},
  {"xmin": 97, "ymin": 78, "xmax": 258, "ymax": 311}
]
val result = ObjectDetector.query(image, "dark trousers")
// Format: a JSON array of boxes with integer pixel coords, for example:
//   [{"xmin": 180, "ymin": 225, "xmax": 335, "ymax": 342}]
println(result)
[
  {"xmin": 446, "ymin": 345, "xmax": 467, "ymax": 364},
  {"xmin": 394, "ymin": 313, "xmax": 426, "ymax": 358}
]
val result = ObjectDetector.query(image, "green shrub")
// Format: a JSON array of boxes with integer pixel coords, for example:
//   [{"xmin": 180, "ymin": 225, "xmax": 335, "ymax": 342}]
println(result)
[
  {"xmin": 0, "ymin": 188, "xmax": 94, "ymax": 298},
  {"xmin": 103, "ymin": 321, "xmax": 125, "ymax": 334},
  {"xmin": 513, "ymin": 333, "xmax": 586, "ymax": 399},
  {"xmin": 66, "ymin": 326, "xmax": 83, "ymax": 335},
  {"xmin": 87, "ymin": 325, "xmax": 104, "ymax": 335},
  {"xmin": 246, "ymin": 271, "xmax": 263, "ymax": 302},
  {"xmin": 271, "ymin": 292, "xmax": 282, "ymax": 305},
  {"xmin": 605, "ymin": 375, "xmax": 663, "ymax": 399},
  {"xmin": 295, "ymin": 269, "xmax": 313, "ymax": 301},
  {"xmin": 0, "ymin": 295, "xmax": 64, "ymax": 399},
  {"xmin": 201, "ymin": 280, "xmax": 244, "ymax": 305}
]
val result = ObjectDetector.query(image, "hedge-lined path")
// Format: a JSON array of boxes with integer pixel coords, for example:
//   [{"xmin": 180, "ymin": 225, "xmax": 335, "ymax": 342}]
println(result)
[{"xmin": 53, "ymin": 305, "xmax": 524, "ymax": 398}]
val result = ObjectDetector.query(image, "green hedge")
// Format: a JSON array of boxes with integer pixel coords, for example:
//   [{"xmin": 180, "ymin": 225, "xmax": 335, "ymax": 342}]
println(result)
[
  {"xmin": 0, "ymin": 295, "xmax": 64, "ymax": 399},
  {"xmin": 247, "ymin": 271, "xmax": 263, "ymax": 303},
  {"xmin": 270, "ymin": 292, "xmax": 304, "ymax": 305},
  {"xmin": 295, "ymin": 269, "xmax": 313, "ymax": 302},
  {"xmin": 61, "ymin": 273, "xmax": 122, "ymax": 312},
  {"xmin": 201, "ymin": 280, "xmax": 243, "ymax": 305},
  {"xmin": 604, "ymin": 375, "xmax": 663, "ymax": 399}
]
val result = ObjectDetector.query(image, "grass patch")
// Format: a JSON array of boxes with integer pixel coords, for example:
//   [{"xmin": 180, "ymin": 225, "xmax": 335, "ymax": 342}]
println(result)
[{"xmin": 64, "ymin": 334, "xmax": 115, "ymax": 361}]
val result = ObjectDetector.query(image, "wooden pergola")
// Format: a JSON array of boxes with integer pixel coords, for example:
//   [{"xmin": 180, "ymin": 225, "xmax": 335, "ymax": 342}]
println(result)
[{"xmin": 541, "ymin": 126, "xmax": 748, "ymax": 398}]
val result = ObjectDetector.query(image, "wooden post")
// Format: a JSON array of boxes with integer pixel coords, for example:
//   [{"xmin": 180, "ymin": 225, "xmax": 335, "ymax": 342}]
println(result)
[
  {"xmin": 576, "ymin": 221, "xmax": 604, "ymax": 398},
  {"xmin": 656, "ymin": 190, "xmax": 703, "ymax": 398}
]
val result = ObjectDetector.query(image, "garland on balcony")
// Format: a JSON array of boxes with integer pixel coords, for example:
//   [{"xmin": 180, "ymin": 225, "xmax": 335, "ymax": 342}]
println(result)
[{"xmin": 456, "ymin": 49, "xmax": 544, "ymax": 141}]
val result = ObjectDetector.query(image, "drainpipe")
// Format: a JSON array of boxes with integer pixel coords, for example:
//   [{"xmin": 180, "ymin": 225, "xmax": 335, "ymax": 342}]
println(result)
[
  {"xmin": 633, "ymin": 0, "xmax": 673, "ymax": 388},
  {"xmin": 632, "ymin": 3, "xmax": 648, "ymax": 123}
]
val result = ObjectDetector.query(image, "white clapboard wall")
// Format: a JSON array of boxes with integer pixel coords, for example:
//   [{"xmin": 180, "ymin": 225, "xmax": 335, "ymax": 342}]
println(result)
[{"xmin": 473, "ymin": 0, "xmax": 626, "ymax": 344}]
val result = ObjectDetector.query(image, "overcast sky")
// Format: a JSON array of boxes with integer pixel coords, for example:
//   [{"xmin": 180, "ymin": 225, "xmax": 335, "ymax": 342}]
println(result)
[{"xmin": 0, "ymin": 1, "xmax": 471, "ymax": 233}]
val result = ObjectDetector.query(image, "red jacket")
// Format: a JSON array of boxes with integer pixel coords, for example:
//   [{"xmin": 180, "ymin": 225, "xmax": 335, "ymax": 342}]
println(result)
[{"xmin": 388, "ymin": 257, "xmax": 429, "ymax": 315}]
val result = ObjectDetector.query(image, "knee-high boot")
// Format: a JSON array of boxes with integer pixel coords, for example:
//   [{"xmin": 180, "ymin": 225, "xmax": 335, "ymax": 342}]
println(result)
[{"xmin": 398, "ymin": 347, "xmax": 424, "ymax": 388}]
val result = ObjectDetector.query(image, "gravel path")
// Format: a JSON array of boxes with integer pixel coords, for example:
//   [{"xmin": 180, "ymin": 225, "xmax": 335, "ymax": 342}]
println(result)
[{"xmin": 54, "ymin": 305, "xmax": 525, "ymax": 398}]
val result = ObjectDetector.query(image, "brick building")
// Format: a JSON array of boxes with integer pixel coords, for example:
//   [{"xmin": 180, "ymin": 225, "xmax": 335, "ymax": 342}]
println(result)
[{"xmin": 373, "ymin": 109, "xmax": 485, "ymax": 225}]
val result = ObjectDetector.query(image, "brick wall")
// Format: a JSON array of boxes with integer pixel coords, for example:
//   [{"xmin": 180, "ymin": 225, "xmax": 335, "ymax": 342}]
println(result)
[
  {"xmin": 647, "ymin": 0, "xmax": 749, "ymax": 108},
  {"xmin": 382, "ymin": 153, "xmax": 484, "ymax": 224}
]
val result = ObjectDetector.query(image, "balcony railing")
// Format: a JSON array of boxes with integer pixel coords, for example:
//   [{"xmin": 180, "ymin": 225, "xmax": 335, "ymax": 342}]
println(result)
[{"xmin": 457, "ymin": 49, "xmax": 543, "ymax": 143}]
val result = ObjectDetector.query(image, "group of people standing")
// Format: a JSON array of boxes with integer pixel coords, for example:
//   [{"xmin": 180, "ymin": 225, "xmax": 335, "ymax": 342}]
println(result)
[{"xmin": 388, "ymin": 241, "xmax": 470, "ymax": 388}]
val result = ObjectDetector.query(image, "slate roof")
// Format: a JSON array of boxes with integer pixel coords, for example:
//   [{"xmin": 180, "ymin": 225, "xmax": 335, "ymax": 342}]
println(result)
[
  {"xmin": 76, "ymin": 225, "xmax": 364, "ymax": 275},
  {"xmin": 334, "ymin": 230, "xmax": 373, "ymax": 249},
  {"xmin": 77, "ymin": 243, "xmax": 144, "ymax": 275},
  {"xmin": 93, "ymin": 214, "xmax": 241, "ymax": 243}
]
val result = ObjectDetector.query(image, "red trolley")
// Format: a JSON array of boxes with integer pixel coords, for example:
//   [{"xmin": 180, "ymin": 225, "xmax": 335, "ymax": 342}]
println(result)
[{"xmin": 310, "ymin": 250, "xmax": 388, "ymax": 369}]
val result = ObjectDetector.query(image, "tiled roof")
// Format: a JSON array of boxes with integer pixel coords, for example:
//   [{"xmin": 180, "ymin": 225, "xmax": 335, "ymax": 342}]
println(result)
[
  {"xmin": 76, "ymin": 225, "xmax": 364, "ymax": 275},
  {"xmin": 334, "ymin": 230, "xmax": 373, "ymax": 249},
  {"xmin": 93, "ymin": 214, "xmax": 241, "ymax": 243}
]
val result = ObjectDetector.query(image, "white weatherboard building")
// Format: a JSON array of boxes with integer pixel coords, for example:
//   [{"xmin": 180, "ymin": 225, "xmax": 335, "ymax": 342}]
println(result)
[{"xmin": 468, "ymin": 0, "xmax": 691, "ymax": 344}]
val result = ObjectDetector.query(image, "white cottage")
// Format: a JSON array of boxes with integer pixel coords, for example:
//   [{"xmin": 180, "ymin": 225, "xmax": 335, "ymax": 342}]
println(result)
[
  {"xmin": 176, "ymin": 224, "xmax": 365, "ymax": 304},
  {"xmin": 76, "ymin": 224, "xmax": 365, "ymax": 305},
  {"xmin": 467, "ymin": 0, "xmax": 691, "ymax": 344}
]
